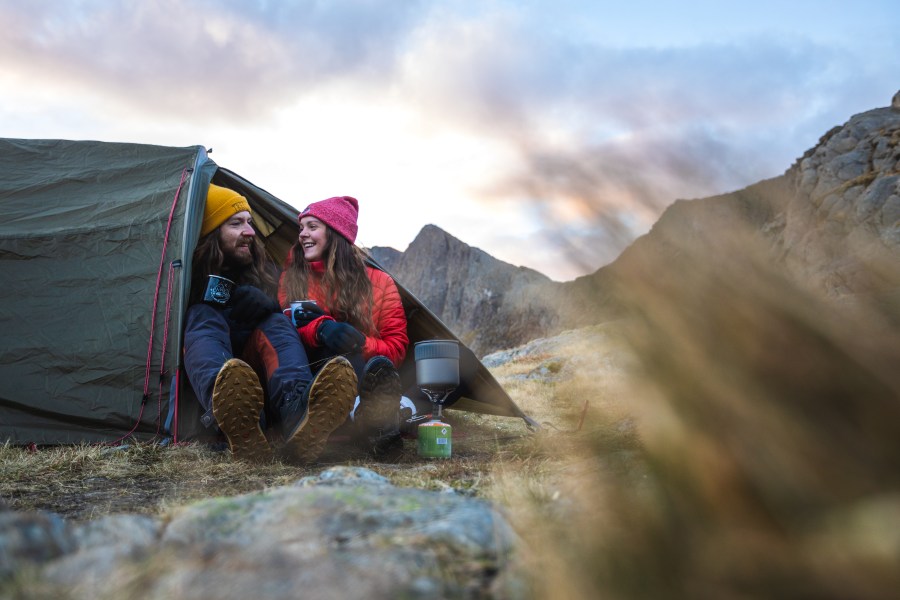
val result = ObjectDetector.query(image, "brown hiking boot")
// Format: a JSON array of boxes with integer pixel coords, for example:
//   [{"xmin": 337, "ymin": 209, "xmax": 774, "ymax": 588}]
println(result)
[
  {"xmin": 212, "ymin": 358, "xmax": 273, "ymax": 463},
  {"xmin": 281, "ymin": 356, "xmax": 357, "ymax": 464},
  {"xmin": 355, "ymin": 355, "xmax": 402, "ymax": 455}
]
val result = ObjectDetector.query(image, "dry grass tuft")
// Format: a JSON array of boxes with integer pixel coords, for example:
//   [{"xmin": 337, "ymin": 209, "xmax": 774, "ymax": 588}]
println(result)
[
  {"xmin": 501, "ymin": 226, "xmax": 900, "ymax": 599},
  {"xmin": 0, "ymin": 441, "xmax": 307, "ymax": 520}
]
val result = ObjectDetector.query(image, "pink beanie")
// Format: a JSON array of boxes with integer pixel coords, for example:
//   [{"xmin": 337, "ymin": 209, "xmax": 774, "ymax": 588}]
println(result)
[{"xmin": 299, "ymin": 196, "xmax": 359, "ymax": 243}]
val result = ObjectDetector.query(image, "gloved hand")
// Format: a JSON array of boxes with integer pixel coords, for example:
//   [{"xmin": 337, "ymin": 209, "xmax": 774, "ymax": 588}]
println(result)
[
  {"xmin": 317, "ymin": 320, "xmax": 366, "ymax": 354},
  {"xmin": 291, "ymin": 301, "xmax": 326, "ymax": 327},
  {"xmin": 229, "ymin": 285, "xmax": 279, "ymax": 325}
]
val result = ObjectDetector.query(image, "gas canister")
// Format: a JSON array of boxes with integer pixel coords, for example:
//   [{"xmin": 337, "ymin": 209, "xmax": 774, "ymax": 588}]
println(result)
[{"xmin": 417, "ymin": 420, "xmax": 452, "ymax": 458}]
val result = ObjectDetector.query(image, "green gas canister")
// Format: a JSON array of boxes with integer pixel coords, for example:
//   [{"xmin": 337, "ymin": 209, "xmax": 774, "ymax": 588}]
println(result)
[{"xmin": 417, "ymin": 420, "xmax": 452, "ymax": 458}]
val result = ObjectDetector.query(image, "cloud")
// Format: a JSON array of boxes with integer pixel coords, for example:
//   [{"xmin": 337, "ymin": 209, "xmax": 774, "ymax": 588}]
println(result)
[
  {"xmin": 1, "ymin": 0, "xmax": 895, "ymax": 279},
  {"xmin": 392, "ymin": 10, "xmax": 900, "ymax": 269},
  {"xmin": 394, "ymin": 13, "xmax": 880, "ymax": 267},
  {"xmin": 0, "ymin": 0, "xmax": 425, "ymax": 120},
  {"xmin": 2, "ymin": 2, "xmax": 888, "ymax": 145}
]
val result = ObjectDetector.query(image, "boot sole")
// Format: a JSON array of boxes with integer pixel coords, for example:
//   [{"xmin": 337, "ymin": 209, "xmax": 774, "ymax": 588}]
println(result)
[
  {"xmin": 212, "ymin": 358, "xmax": 273, "ymax": 463},
  {"xmin": 283, "ymin": 357, "xmax": 357, "ymax": 464}
]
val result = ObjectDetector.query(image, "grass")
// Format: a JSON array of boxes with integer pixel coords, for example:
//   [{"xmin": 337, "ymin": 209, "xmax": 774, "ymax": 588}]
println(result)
[{"xmin": 0, "ymin": 331, "xmax": 638, "ymax": 524}]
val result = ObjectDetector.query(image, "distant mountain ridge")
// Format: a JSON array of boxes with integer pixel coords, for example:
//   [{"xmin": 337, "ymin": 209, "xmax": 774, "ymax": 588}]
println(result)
[
  {"xmin": 369, "ymin": 225, "xmax": 559, "ymax": 356},
  {"xmin": 370, "ymin": 93, "xmax": 900, "ymax": 356}
]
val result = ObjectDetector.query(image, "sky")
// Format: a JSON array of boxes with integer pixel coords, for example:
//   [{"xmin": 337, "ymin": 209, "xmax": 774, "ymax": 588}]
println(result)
[{"xmin": 1, "ymin": 1, "xmax": 897, "ymax": 281}]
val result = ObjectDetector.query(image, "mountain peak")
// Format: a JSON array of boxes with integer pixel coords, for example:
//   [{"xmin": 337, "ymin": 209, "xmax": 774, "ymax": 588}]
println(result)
[
  {"xmin": 409, "ymin": 223, "xmax": 466, "ymax": 250},
  {"xmin": 408, "ymin": 224, "xmax": 552, "ymax": 281},
  {"xmin": 376, "ymin": 224, "xmax": 557, "ymax": 356}
]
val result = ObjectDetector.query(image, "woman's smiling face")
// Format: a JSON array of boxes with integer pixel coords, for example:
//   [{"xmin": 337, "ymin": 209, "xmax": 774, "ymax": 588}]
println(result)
[{"xmin": 298, "ymin": 216, "xmax": 329, "ymax": 262}]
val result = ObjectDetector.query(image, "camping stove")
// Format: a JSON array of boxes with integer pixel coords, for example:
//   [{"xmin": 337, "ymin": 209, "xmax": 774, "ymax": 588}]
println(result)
[{"xmin": 414, "ymin": 340, "xmax": 460, "ymax": 458}]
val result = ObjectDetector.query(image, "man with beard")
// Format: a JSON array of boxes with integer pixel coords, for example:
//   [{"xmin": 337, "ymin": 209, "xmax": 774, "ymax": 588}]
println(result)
[{"xmin": 183, "ymin": 183, "xmax": 357, "ymax": 464}]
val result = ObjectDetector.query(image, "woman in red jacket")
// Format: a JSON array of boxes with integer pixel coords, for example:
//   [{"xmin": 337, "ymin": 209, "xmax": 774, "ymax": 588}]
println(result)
[{"xmin": 278, "ymin": 195, "xmax": 409, "ymax": 452}]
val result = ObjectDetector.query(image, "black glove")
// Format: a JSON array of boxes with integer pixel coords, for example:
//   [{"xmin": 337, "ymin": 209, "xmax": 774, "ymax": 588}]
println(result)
[
  {"xmin": 291, "ymin": 301, "xmax": 326, "ymax": 327},
  {"xmin": 317, "ymin": 320, "xmax": 366, "ymax": 354},
  {"xmin": 229, "ymin": 285, "xmax": 279, "ymax": 325}
]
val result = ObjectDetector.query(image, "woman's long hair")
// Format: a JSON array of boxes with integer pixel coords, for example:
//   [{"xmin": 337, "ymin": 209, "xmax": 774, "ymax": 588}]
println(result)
[
  {"xmin": 281, "ymin": 228, "xmax": 375, "ymax": 335},
  {"xmin": 190, "ymin": 230, "xmax": 277, "ymax": 305}
]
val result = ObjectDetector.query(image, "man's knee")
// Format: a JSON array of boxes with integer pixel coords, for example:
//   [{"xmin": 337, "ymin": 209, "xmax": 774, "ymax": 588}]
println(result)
[
  {"xmin": 186, "ymin": 304, "xmax": 230, "ymax": 337},
  {"xmin": 184, "ymin": 304, "xmax": 233, "ymax": 361},
  {"xmin": 258, "ymin": 310, "xmax": 293, "ymax": 331},
  {"xmin": 186, "ymin": 303, "xmax": 225, "ymax": 327},
  {"xmin": 249, "ymin": 313, "xmax": 309, "ymax": 375}
]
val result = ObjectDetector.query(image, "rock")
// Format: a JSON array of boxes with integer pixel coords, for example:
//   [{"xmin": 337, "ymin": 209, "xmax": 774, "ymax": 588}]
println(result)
[
  {"xmin": 295, "ymin": 465, "xmax": 391, "ymax": 487},
  {"xmin": 0, "ymin": 510, "xmax": 75, "ymax": 579},
  {"xmin": 6, "ymin": 467, "xmax": 522, "ymax": 599},
  {"xmin": 367, "ymin": 245, "xmax": 402, "ymax": 273},
  {"xmin": 892, "ymin": 89, "xmax": 900, "ymax": 111},
  {"xmin": 483, "ymin": 325, "xmax": 625, "ymax": 389},
  {"xmin": 39, "ymin": 513, "xmax": 162, "ymax": 587},
  {"xmin": 370, "ymin": 225, "xmax": 560, "ymax": 356}
]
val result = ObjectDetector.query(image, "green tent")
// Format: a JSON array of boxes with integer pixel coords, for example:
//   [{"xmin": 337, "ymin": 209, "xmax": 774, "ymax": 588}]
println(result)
[{"xmin": 0, "ymin": 138, "xmax": 535, "ymax": 446}]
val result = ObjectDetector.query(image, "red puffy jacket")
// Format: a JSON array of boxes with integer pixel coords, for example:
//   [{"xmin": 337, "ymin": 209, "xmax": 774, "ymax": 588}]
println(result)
[{"xmin": 278, "ymin": 261, "xmax": 408, "ymax": 367}]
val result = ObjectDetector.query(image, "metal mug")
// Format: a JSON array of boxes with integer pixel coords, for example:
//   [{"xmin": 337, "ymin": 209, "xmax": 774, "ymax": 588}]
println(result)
[
  {"xmin": 284, "ymin": 299, "xmax": 320, "ymax": 327},
  {"xmin": 203, "ymin": 275, "xmax": 235, "ymax": 305}
]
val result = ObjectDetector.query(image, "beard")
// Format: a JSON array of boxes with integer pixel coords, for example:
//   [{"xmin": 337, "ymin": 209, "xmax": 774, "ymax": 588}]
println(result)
[{"xmin": 221, "ymin": 239, "xmax": 255, "ymax": 269}]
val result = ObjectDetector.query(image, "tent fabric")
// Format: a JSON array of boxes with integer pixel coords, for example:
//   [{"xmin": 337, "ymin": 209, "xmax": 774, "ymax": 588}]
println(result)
[
  {"xmin": 0, "ymin": 138, "xmax": 208, "ymax": 445},
  {"xmin": 0, "ymin": 139, "xmax": 534, "ymax": 446}
]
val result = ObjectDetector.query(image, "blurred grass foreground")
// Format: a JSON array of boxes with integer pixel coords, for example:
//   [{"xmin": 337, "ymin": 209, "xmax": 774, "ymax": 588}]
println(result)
[
  {"xmin": 3, "ymin": 216, "xmax": 900, "ymax": 599},
  {"xmin": 506, "ymin": 217, "xmax": 900, "ymax": 599}
]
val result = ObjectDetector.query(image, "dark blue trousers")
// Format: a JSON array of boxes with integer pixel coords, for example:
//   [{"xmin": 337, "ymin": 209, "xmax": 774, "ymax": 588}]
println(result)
[
  {"xmin": 184, "ymin": 304, "xmax": 312, "ymax": 430},
  {"xmin": 304, "ymin": 345, "xmax": 366, "ymax": 391}
]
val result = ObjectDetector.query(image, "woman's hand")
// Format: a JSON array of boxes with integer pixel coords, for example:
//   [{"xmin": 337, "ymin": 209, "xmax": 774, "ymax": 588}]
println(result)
[
  {"xmin": 290, "ymin": 301, "xmax": 326, "ymax": 327},
  {"xmin": 317, "ymin": 320, "xmax": 366, "ymax": 354}
]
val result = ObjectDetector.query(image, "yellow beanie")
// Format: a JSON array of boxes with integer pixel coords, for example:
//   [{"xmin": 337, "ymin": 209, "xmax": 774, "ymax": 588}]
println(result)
[{"xmin": 201, "ymin": 184, "xmax": 252, "ymax": 237}]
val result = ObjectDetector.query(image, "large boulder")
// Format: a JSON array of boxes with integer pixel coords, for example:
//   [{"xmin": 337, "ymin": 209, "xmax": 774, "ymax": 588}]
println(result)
[{"xmin": 2, "ymin": 467, "xmax": 524, "ymax": 599}]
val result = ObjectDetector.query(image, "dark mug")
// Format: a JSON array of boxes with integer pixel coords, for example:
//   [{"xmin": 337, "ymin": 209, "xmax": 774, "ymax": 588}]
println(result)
[{"xmin": 203, "ymin": 275, "xmax": 235, "ymax": 305}]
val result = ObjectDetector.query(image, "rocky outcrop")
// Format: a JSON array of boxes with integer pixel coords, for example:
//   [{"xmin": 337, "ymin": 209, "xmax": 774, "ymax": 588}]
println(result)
[
  {"xmin": 600, "ymin": 98, "xmax": 900, "ymax": 319},
  {"xmin": 775, "ymin": 104, "xmax": 900, "ymax": 302},
  {"xmin": 0, "ymin": 467, "xmax": 523, "ymax": 599},
  {"xmin": 593, "ymin": 95, "xmax": 900, "ymax": 313},
  {"xmin": 367, "ymin": 245, "xmax": 402, "ymax": 273},
  {"xmin": 370, "ymin": 225, "xmax": 560, "ymax": 356}
]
